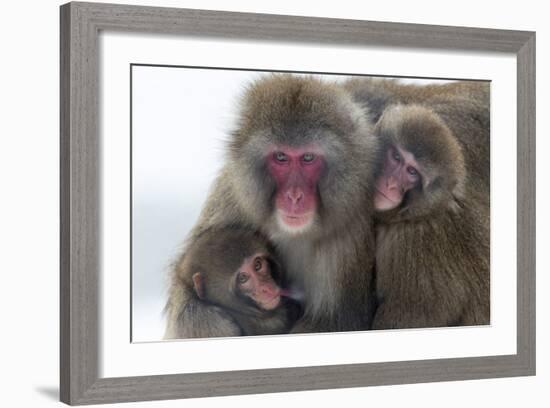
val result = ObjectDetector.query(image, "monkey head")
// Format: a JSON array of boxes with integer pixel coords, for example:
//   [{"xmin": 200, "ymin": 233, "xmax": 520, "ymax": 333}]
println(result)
[
  {"xmin": 227, "ymin": 74, "xmax": 377, "ymax": 238},
  {"xmin": 186, "ymin": 228, "xmax": 284, "ymax": 315},
  {"xmin": 373, "ymin": 104, "xmax": 466, "ymax": 221}
]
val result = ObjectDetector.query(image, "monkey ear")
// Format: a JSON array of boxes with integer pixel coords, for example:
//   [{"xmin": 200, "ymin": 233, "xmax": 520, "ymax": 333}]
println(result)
[{"xmin": 192, "ymin": 272, "xmax": 205, "ymax": 299}]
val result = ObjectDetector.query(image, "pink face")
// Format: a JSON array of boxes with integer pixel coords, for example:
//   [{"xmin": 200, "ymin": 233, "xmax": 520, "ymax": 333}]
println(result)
[
  {"xmin": 266, "ymin": 145, "xmax": 324, "ymax": 232},
  {"xmin": 374, "ymin": 145, "xmax": 422, "ymax": 211},
  {"xmin": 236, "ymin": 254, "xmax": 281, "ymax": 310}
]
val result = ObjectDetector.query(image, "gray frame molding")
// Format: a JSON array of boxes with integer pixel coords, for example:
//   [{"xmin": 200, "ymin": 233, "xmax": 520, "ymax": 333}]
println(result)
[{"xmin": 60, "ymin": 2, "xmax": 536, "ymax": 405}]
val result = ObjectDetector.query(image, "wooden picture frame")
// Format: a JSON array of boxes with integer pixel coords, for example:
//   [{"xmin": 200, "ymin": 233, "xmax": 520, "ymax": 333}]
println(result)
[{"xmin": 60, "ymin": 2, "xmax": 536, "ymax": 405}]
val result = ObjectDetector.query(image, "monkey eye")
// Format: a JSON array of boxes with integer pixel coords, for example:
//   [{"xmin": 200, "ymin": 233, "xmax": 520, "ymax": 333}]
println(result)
[
  {"xmin": 407, "ymin": 166, "xmax": 418, "ymax": 177},
  {"xmin": 302, "ymin": 153, "xmax": 315, "ymax": 163},
  {"xmin": 391, "ymin": 150, "xmax": 401, "ymax": 163},
  {"xmin": 274, "ymin": 152, "xmax": 288, "ymax": 162},
  {"xmin": 237, "ymin": 272, "xmax": 249, "ymax": 284},
  {"xmin": 254, "ymin": 257, "xmax": 262, "ymax": 271}
]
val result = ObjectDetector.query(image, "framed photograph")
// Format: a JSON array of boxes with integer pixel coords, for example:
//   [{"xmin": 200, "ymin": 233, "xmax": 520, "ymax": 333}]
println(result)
[{"xmin": 60, "ymin": 1, "xmax": 535, "ymax": 405}]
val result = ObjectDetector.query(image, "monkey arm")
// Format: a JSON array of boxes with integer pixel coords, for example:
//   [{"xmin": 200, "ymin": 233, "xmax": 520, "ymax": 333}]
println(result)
[
  {"xmin": 373, "ymin": 208, "xmax": 489, "ymax": 330},
  {"xmin": 164, "ymin": 286, "xmax": 242, "ymax": 339},
  {"xmin": 372, "ymin": 262, "xmax": 468, "ymax": 330},
  {"xmin": 371, "ymin": 262, "xmax": 471, "ymax": 330},
  {"xmin": 290, "ymin": 293, "xmax": 374, "ymax": 333},
  {"xmin": 371, "ymin": 297, "xmax": 456, "ymax": 330}
]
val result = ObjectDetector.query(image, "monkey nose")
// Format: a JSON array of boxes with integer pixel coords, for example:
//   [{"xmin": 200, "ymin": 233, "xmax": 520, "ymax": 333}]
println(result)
[
  {"xmin": 287, "ymin": 189, "xmax": 304, "ymax": 205},
  {"xmin": 386, "ymin": 176, "xmax": 399, "ymax": 190},
  {"xmin": 262, "ymin": 285, "xmax": 280, "ymax": 297}
]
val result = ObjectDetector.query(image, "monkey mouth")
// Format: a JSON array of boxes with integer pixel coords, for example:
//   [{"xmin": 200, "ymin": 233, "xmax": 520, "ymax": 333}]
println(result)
[
  {"xmin": 278, "ymin": 211, "xmax": 314, "ymax": 229},
  {"xmin": 375, "ymin": 187, "xmax": 398, "ymax": 203},
  {"xmin": 374, "ymin": 187, "xmax": 401, "ymax": 211},
  {"xmin": 261, "ymin": 293, "xmax": 282, "ymax": 310}
]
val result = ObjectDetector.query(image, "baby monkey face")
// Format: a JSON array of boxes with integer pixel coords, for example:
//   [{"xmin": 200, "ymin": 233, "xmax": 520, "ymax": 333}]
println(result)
[
  {"xmin": 235, "ymin": 253, "xmax": 281, "ymax": 311},
  {"xmin": 375, "ymin": 145, "xmax": 422, "ymax": 211}
]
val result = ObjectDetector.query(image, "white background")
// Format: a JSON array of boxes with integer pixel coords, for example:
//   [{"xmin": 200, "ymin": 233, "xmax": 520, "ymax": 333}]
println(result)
[{"xmin": 0, "ymin": 0, "xmax": 546, "ymax": 407}]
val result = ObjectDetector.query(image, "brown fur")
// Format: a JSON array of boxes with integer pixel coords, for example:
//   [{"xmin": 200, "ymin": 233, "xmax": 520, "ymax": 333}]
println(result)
[
  {"xmin": 165, "ymin": 227, "xmax": 297, "ymax": 338},
  {"xmin": 344, "ymin": 78, "xmax": 490, "ymax": 191},
  {"xmin": 165, "ymin": 74, "xmax": 380, "ymax": 335},
  {"xmin": 346, "ymin": 82, "xmax": 491, "ymax": 329}
]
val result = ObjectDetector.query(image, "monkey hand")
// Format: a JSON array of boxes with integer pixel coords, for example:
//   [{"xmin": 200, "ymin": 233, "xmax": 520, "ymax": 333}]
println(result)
[{"xmin": 166, "ymin": 300, "xmax": 243, "ymax": 339}]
